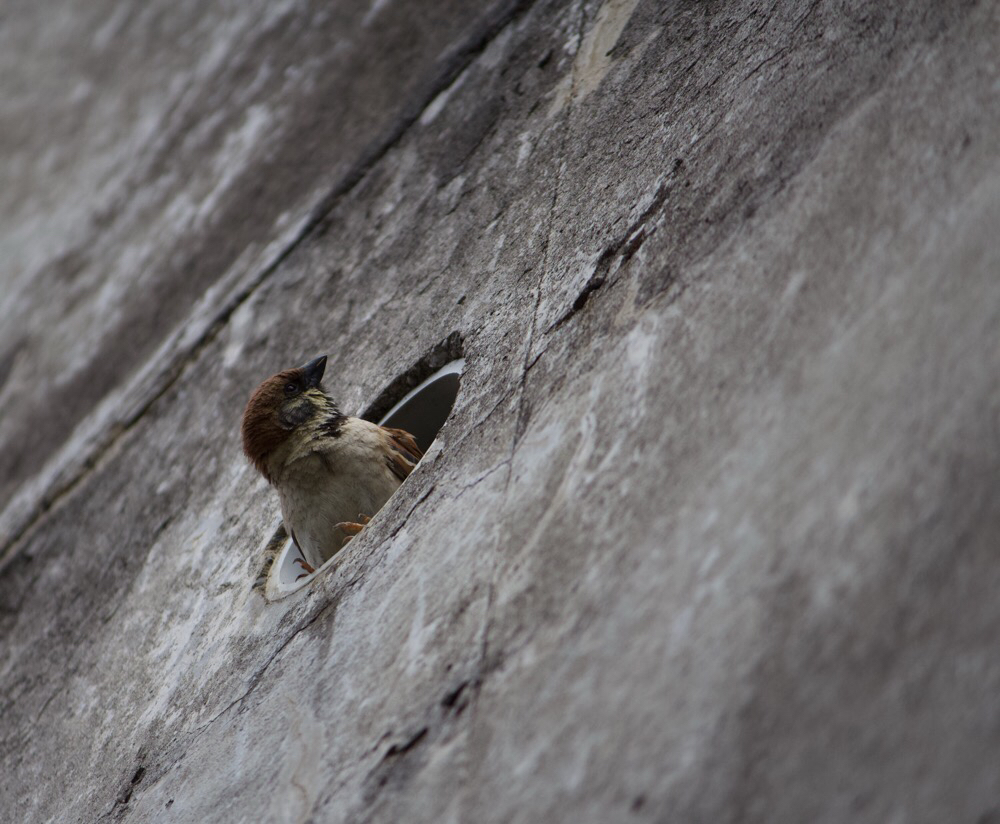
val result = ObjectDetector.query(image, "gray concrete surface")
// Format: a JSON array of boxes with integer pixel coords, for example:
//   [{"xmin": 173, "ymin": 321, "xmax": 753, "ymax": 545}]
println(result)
[{"xmin": 1, "ymin": 1, "xmax": 998, "ymax": 822}]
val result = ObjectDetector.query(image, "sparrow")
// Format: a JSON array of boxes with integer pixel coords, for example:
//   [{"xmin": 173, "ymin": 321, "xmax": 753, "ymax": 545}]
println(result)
[{"xmin": 241, "ymin": 355, "xmax": 423, "ymax": 575}]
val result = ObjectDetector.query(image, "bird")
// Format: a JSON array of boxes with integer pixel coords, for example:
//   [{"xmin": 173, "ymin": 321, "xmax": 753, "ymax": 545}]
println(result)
[{"xmin": 241, "ymin": 354, "xmax": 423, "ymax": 576}]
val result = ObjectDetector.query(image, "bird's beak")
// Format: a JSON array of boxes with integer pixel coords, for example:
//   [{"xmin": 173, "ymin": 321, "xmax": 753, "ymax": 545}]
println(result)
[{"xmin": 300, "ymin": 355, "xmax": 327, "ymax": 388}]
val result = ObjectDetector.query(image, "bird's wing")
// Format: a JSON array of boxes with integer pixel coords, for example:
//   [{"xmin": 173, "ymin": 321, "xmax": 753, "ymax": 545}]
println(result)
[{"xmin": 381, "ymin": 426, "xmax": 424, "ymax": 481}]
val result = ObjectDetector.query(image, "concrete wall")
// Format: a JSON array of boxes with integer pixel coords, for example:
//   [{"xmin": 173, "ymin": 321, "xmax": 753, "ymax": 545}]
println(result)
[{"xmin": 1, "ymin": 1, "xmax": 998, "ymax": 821}]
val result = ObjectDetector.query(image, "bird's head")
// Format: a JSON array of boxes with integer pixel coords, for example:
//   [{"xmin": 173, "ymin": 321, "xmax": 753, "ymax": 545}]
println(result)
[{"xmin": 241, "ymin": 355, "xmax": 338, "ymax": 482}]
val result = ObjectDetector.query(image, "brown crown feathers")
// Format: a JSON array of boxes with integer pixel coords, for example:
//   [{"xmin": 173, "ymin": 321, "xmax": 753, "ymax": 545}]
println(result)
[{"xmin": 240, "ymin": 355, "xmax": 340, "ymax": 483}]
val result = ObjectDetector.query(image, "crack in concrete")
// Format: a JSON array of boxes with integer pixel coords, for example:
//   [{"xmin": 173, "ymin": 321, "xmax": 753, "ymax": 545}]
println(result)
[
  {"xmin": 382, "ymin": 483, "xmax": 438, "ymax": 544},
  {"xmin": 452, "ymin": 0, "xmax": 597, "ymax": 766},
  {"xmin": 546, "ymin": 179, "xmax": 671, "ymax": 333},
  {"xmin": 474, "ymin": 581, "xmax": 498, "ymax": 693},
  {"xmin": 507, "ymin": 0, "xmax": 589, "ymax": 478},
  {"xmin": 741, "ymin": 1, "xmax": 822, "ymax": 87},
  {"xmin": 473, "ymin": 14, "xmax": 590, "ymax": 764},
  {"xmin": 95, "ymin": 757, "xmax": 153, "ymax": 823},
  {"xmin": 451, "ymin": 461, "xmax": 511, "ymax": 500},
  {"xmin": 108, "ymin": 592, "xmax": 344, "ymax": 821},
  {"xmin": 33, "ymin": 672, "xmax": 75, "ymax": 727},
  {"xmin": 380, "ymin": 726, "xmax": 430, "ymax": 762},
  {"xmin": 191, "ymin": 598, "xmax": 338, "ymax": 741},
  {"xmin": 459, "ymin": 0, "xmax": 666, "ymax": 731},
  {"xmin": 0, "ymin": 0, "xmax": 539, "ymax": 576}
]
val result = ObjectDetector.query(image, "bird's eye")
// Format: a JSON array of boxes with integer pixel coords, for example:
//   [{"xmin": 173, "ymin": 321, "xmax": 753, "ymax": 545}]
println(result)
[{"xmin": 284, "ymin": 383, "xmax": 299, "ymax": 396}]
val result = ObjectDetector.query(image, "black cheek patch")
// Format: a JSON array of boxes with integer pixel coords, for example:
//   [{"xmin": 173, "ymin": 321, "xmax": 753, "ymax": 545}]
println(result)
[{"xmin": 279, "ymin": 399, "xmax": 315, "ymax": 429}]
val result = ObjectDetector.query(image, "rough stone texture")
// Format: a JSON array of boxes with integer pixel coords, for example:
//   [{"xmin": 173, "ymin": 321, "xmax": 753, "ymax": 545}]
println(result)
[{"xmin": 1, "ymin": 1, "xmax": 998, "ymax": 822}]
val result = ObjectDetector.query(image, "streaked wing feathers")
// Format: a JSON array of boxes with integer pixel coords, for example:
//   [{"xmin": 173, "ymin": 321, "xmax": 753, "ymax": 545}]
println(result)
[{"xmin": 382, "ymin": 426, "xmax": 423, "ymax": 481}]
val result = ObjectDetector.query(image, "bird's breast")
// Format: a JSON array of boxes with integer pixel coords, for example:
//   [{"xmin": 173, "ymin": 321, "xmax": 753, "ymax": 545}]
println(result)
[{"xmin": 275, "ymin": 437, "xmax": 400, "ymax": 567}]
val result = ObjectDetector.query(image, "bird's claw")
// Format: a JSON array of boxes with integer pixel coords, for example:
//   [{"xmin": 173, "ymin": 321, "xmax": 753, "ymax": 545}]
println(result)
[
  {"xmin": 337, "ymin": 514, "xmax": 372, "ymax": 546},
  {"xmin": 293, "ymin": 557, "xmax": 315, "ymax": 579}
]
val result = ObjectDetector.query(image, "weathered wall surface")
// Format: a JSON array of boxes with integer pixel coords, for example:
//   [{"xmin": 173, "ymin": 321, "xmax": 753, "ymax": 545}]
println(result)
[{"xmin": 1, "ymin": 1, "xmax": 998, "ymax": 822}]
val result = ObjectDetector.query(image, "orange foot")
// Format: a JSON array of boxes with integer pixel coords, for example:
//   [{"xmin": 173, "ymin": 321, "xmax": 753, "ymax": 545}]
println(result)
[
  {"xmin": 294, "ymin": 557, "xmax": 316, "ymax": 580},
  {"xmin": 337, "ymin": 514, "xmax": 372, "ymax": 546}
]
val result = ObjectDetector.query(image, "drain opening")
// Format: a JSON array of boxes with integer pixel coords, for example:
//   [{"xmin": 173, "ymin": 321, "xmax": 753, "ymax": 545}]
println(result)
[
  {"xmin": 376, "ymin": 359, "xmax": 464, "ymax": 453},
  {"xmin": 261, "ymin": 355, "xmax": 464, "ymax": 600}
]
